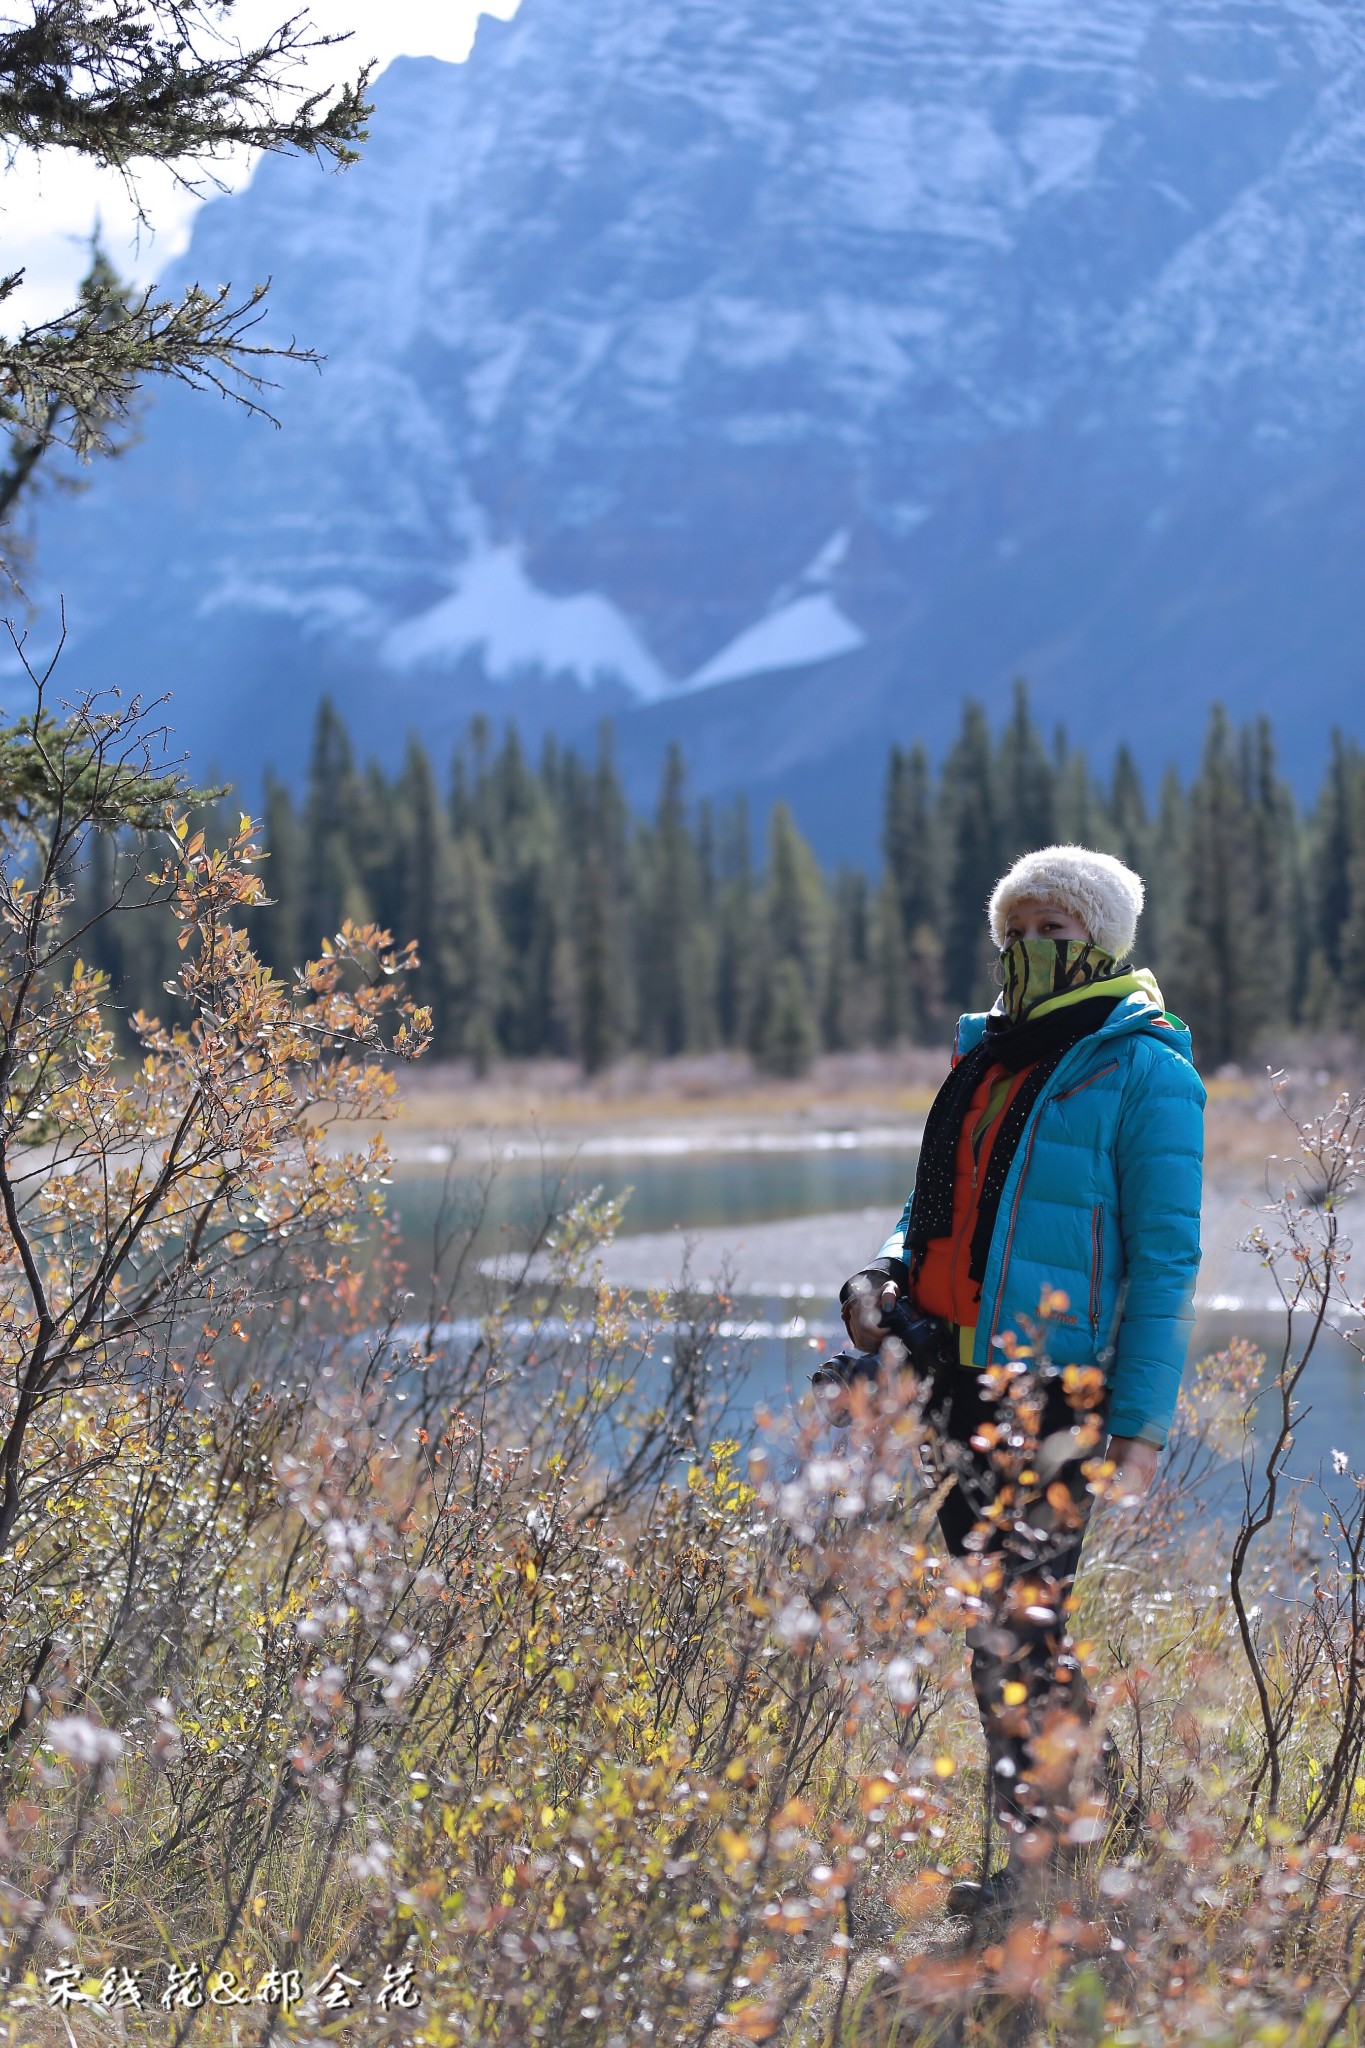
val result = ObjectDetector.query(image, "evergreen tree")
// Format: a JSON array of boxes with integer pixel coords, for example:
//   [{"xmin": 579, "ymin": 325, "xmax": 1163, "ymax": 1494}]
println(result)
[
  {"xmin": 576, "ymin": 845, "xmax": 618, "ymax": 1075},
  {"xmin": 872, "ymin": 873, "xmax": 910, "ymax": 1047},
  {"xmin": 1168, "ymin": 707, "xmax": 1257, "ymax": 1065},
  {"xmin": 1330, "ymin": 742, "xmax": 1365, "ymax": 1039},
  {"xmin": 823, "ymin": 868, "xmax": 872, "ymax": 1052},
  {"xmin": 303, "ymin": 698, "xmax": 370, "ymax": 947},
  {"xmin": 1053, "ymin": 729, "xmax": 1104, "ymax": 847},
  {"xmin": 485, "ymin": 731, "xmax": 567, "ymax": 1057},
  {"xmin": 766, "ymin": 803, "xmax": 828, "ymax": 991},
  {"xmin": 751, "ymin": 804, "xmax": 827, "ymax": 1070},
  {"xmin": 996, "ymin": 682, "xmax": 1056, "ymax": 861},
  {"xmin": 761, "ymin": 959, "xmax": 818, "ymax": 1078},
  {"xmin": 883, "ymin": 743, "xmax": 939, "ymax": 940},
  {"xmin": 252, "ymin": 773, "xmax": 304, "ymax": 979},
  {"xmin": 1109, "ymin": 746, "xmax": 1149, "ymax": 877},
  {"xmin": 1314, "ymin": 732, "xmax": 1359, "ymax": 984},
  {"xmin": 1240, "ymin": 719, "xmax": 1298, "ymax": 1037},
  {"xmin": 880, "ymin": 741, "xmax": 944, "ymax": 1041},
  {"xmin": 1143, "ymin": 767, "xmax": 1186, "ymax": 987},
  {"xmin": 396, "ymin": 740, "xmax": 461, "ymax": 1055},
  {"xmin": 714, "ymin": 799, "xmax": 756, "ymax": 1050},
  {"xmin": 355, "ymin": 760, "xmax": 400, "ymax": 935},
  {"xmin": 940, "ymin": 702, "xmax": 1001, "ymax": 1010},
  {"xmin": 447, "ymin": 832, "xmax": 503, "ymax": 1070},
  {"xmin": 636, "ymin": 745, "xmax": 706, "ymax": 1057}
]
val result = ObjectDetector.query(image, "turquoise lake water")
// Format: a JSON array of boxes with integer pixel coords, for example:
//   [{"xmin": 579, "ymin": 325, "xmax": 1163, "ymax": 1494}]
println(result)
[{"xmin": 384, "ymin": 1142, "xmax": 1363, "ymax": 1502}]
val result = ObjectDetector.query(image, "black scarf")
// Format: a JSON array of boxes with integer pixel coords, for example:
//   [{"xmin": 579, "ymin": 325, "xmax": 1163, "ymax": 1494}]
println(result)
[{"xmin": 907, "ymin": 995, "xmax": 1122, "ymax": 1296}]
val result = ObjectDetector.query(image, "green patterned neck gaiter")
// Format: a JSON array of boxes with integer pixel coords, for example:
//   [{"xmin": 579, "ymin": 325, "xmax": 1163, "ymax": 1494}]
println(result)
[{"xmin": 999, "ymin": 937, "xmax": 1117, "ymax": 1023}]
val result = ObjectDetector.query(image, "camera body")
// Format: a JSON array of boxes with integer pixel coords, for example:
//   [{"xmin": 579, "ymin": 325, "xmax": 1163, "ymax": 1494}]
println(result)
[{"xmin": 810, "ymin": 1296, "xmax": 955, "ymax": 1422}]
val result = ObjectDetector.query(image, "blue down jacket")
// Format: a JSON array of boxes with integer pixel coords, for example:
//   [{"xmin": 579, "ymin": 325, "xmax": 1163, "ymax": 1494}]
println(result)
[{"xmin": 876, "ymin": 989, "xmax": 1206, "ymax": 1446}]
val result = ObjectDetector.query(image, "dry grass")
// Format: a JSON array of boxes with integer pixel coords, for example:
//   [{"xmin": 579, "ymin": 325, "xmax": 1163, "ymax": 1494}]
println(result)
[
  {"xmin": 388, "ymin": 1049, "xmax": 952, "ymax": 1140},
  {"xmin": 1, "ymin": 1135, "xmax": 1363, "ymax": 2048}
]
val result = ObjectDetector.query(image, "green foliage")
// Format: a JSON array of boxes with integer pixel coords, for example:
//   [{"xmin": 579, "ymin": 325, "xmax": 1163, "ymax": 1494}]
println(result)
[
  {"xmin": 0, "ymin": 694, "xmax": 204, "ymax": 830},
  {"xmin": 70, "ymin": 689, "xmax": 1365, "ymax": 1070},
  {"xmin": 940, "ymin": 700, "xmax": 1002, "ymax": 1010},
  {"xmin": 760, "ymin": 956, "xmax": 819, "ymax": 1077},
  {"xmin": 1165, "ymin": 711, "xmax": 1305, "ymax": 1066}
]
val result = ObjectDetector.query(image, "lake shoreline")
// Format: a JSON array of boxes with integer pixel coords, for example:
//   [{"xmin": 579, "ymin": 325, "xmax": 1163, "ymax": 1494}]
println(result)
[{"xmin": 381, "ymin": 1048, "xmax": 1312, "ymax": 1183}]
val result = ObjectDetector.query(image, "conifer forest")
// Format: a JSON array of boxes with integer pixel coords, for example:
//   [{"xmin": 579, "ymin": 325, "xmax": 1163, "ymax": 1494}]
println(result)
[{"xmin": 77, "ymin": 686, "xmax": 1365, "ymax": 1075}]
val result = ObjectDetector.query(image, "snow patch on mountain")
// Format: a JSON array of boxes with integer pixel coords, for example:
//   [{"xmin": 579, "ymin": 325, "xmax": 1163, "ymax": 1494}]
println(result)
[
  {"xmin": 683, "ymin": 595, "xmax": 865, "ymax": 692},
  {"xmin": 801, "ymin": 529, "xmax": 851, "ymax": 584},
  {"xmin": 381, "ymin": 540, "xmax": 670, "ymax": 698},
  {"xmin": 199, "ymin": 578, "xmax": 381, "ymax": 635}
]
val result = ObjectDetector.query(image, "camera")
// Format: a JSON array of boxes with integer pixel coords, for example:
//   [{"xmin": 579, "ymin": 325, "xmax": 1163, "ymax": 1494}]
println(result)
[{"xmin": 810, "ymin": 1296, "xmax": 955, "ymax": 1425}]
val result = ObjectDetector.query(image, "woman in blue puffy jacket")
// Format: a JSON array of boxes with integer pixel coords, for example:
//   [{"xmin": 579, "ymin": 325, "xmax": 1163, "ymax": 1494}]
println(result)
[{"xmin": 837, "ymin": 844, "xmax": 1204, "ymax": 1921}]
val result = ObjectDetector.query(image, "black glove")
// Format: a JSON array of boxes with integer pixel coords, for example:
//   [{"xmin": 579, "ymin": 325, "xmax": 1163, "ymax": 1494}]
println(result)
[
  {"xmin": 838, "ymin": 1257, "xmax": 910, "ymax": 1338},
  {"xmin": 816, "ymin": 1262, "xmax": 953, "ymax": 1427}
]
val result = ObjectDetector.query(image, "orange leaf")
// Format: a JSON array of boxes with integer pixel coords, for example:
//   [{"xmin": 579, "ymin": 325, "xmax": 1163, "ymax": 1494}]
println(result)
[{"xmin": 720, "ymin": 2002, "xmax": 781, "ymax": 2041}]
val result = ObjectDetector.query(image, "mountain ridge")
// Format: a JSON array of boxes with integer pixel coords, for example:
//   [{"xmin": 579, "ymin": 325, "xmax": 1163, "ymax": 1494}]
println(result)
[{"xmin": 14, "ymin": 0, "xmax": 1365, "ymax": 854}]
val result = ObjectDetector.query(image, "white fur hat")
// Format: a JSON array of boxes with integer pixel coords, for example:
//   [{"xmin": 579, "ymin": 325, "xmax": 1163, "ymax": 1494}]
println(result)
[{"xmin": 987, "ymin": 844, "xmax": 1145, "ymax": 961}]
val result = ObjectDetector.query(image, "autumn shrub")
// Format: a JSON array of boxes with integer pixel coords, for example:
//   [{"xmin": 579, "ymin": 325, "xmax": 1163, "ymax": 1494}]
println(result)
[{"xmin": 0, "ymin": 688, "xmax": 1363, "ymax": 2046}]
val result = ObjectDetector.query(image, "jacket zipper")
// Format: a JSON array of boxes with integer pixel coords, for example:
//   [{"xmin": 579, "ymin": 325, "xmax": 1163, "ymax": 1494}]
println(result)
[
  {"xmin": 1089, "ymin": 1205, "xmax": 1105, "ymax": 1336},
  {"xmin": 985, "ymin": 1113, "xmax": 1044, "ymax": 1364},
  {"xmin": 984, "ymin": 1051, "xmax": 1118, "ymax": 1360},
  {"xmin": 1055, "ymin": 1059, "xmax": 1120, "ymax": 1102}
]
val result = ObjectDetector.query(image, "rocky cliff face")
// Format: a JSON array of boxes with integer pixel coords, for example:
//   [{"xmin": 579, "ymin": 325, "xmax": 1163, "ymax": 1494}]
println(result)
[{"xmin": 20, "ymin": 0, "xmax": 1365, "ymax": 845}]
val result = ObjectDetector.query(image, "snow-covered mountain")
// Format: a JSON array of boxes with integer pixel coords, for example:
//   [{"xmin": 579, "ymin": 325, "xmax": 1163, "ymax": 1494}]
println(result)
[{"xmin": 17, "ymin": 0, "xmax": 1365, "ymax": 847}]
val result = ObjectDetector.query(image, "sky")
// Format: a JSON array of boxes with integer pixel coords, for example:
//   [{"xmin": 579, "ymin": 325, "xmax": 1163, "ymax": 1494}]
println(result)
[{"xmin": 2, "ymin": 0, "xmax": 518, "ymax": 328}]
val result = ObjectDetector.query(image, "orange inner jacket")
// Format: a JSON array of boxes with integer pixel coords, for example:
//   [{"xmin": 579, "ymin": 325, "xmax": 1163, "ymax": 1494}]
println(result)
[{"xmin": 912, "ymin": 1058, "xmax": 1038, "ymax": 1329}]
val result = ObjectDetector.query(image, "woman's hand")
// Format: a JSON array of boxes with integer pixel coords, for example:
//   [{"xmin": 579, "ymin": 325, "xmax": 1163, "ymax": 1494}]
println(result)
[
  {"xmin": 841, "ymin": 1277, "xmax": 901, "ymax": 1352},
  {"xmin": 1105, "ymin": 1435, "xmax": 1160, "ymax": 1502}
]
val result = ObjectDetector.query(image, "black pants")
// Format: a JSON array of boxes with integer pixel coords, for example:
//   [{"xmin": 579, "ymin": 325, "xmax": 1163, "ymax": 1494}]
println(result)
[{"xmin": 922, "ymin": 1359, "xmax": 1117, "ymax": 1845}]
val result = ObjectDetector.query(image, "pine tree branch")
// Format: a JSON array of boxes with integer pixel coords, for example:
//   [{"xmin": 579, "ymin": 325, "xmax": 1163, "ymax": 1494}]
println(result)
[
  {"xmin": 1, "ymin": 272, "xmax": 314, "ymax": 464},
  {"xmin": 0, "ymin": 1, "xmax": 372, "ymax": 171},
  {"xmin": 0, "ymin": 5, "xmax": 372, "ymax": 539},
  {"xmin": 0, "ymin": 241, "xmax": 323, "ymax": 543},
  {"xmin": 0, "ymin": 392, "xmax": 58, "ymax": 524}
]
